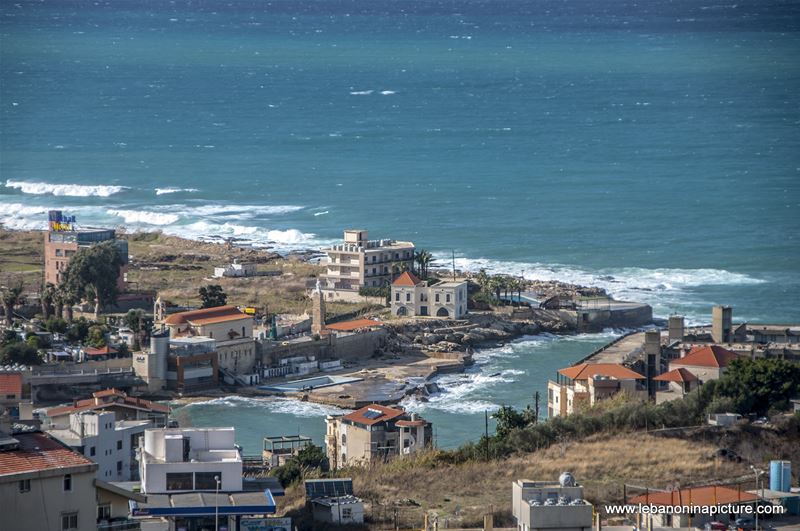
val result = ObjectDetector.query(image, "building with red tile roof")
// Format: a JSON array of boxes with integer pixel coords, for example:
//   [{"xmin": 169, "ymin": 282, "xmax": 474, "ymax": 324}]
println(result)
[
  {"xmin": 162, "ymin": 305, "xmax": 257, "ymax": 378},
  {"xmin": 549, "ymin": 363, "xmax": 646, "ymax": 418},
  {"xmin": 653, "ymin": 368, "xmax": 700, "ymax": 404},
  {"xmin": 669, "ymin": 345, "xmax": 741, "ymax": 382},
  {"xmin": 391, "ymin": 271, "xmax": 422, "ymax": 287},
  {"xmin": 82, "ymin": 345, "xmax": 119, "ymax": 360},
  {"xmin": 0, "ymin": 431, "xmax": 98, "ymax": 531},
  {"xmin": 45, "ymin": 388, "xmax": 169, "ymax": 428},
  {"xmin": 391, "ymin": 273, "xmax": 468, "ymax": 320},
  {"xmin": 627, "ymin": 485, "xmax": 759, "ymax": 528},
  {"xmin": 326, "ymin": 404, "xmax": 431, "ymax": 469}
]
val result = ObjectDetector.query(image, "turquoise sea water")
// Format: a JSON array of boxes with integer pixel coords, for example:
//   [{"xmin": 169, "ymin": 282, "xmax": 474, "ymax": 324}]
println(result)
[{"xmin": 2, "ymin": 0, "xmax": 799, "ymax": 447}]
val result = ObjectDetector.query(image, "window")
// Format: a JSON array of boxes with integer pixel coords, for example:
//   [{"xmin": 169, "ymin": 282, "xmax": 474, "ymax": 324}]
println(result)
[
  {"xmin": 395, "ymin": 292, "xmax": 399, "ymax": 301},
  {"xmin": 435, "ymin": 294, "xmax": 440, "ymax": 302},
  {"xmin": 342, "ymin": 507, "xmax": 353, "ymax": 519},
  {"xmin": 165, "ymin": 472, "xmax": 193, "ymax": 491},
  {"xmin": 63, "ymin": 474, "xmax": 72, "ymax": 491},
  {"xmin": 341, "ymin": 433, "xmax": 347, "ymax": 445},
  {"xmin": 405, "ymin": 293, "xmax": 410, "ymax": 302},
  {"xmin": 116, "ymin": 440, "xmax": 122, "ymax": 450},
  {"xmin": 194, "ymin": 472, "xmax": 221, "ymax": 490},
  {"xmin": 55, "ymin": 249, "xmax": 63, "ymax": 256},
  {"xmin": 446, "ymin": 294, "xmax": 451, "ymax": 303},
  {"xmin": 90, "ymin": 446, "xmax": 96, "ymax": 456},
  {"xmin": 61, "ymin": 512, "xmax": 78, "ymax": 531},
  {"xmin": 117, "ymin": 461, "xmax": 122, "ymax": 473},
  {"xmin": 18, "ymin": 479, "xmax": 30, "ymax": 493},
  {"xmin": 97, "ymin": 505, "xmax": 111, "ymax": 520}
]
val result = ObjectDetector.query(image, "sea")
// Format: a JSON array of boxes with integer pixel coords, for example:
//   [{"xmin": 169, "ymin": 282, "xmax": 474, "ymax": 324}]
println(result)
[{"xmin": 2, "ymin": 0, "xmax": 798, "ymax": 450}]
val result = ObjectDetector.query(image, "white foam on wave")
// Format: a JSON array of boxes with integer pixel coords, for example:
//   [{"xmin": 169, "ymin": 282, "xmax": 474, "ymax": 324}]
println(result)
[
  {"xmin": 155, "ymin": 187, "xmax": 199, "ymax": 195},
  {"xmin": 179, "ymin": 395, "xmax": 348, "ymax": 417},
  {"xmin": 313, "ymin": 210, "xmax": 329, "ymax": 216},
  {"xmin": 380, "ymin": 90, "xmax": 396, "ymax": 95},
  {"xmin": 107, "ymin": 209, "xmax": 180, "ymax": 226},
  {"xmin": 402, "ymin": 371, "xmax": 515, "ymax": 415},
  {"xmin": 179, "ymin": 204, "xmax": 305, "ymax": 217},
  {"xmin": 442, "ymin": 254, "xmax": 766, "ymax": 322},
  {"xmin": 349, "ymin": 90, "xmax": 373, "ymax": 95},
  {"xmin": 5, "ymin": 179, "xmax": 128, "ymax": 197},
  {"xmin": 0, "ymin": 203, "xmax": 52, "ymax": 230}
]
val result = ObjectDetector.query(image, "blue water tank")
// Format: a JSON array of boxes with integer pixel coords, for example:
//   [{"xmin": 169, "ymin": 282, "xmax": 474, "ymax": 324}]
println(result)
[{"xmin": 770, "ymin": 460, "xmax": 791, "ymax": 492}]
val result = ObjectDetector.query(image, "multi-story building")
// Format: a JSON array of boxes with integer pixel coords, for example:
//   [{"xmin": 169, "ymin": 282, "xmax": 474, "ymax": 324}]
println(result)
[
  {"xmin": 325, "ymin": 404, "xmax": 431, "ymax": 469},
  {"xmin": 44, "ymin": 210, "xmax": 128, "ymax": 289},
  {"xmin": 46, "ymin": 410, "xmax": 152, "ymax": 481},
  {"xmin": 512, "ymin": 474, "xmax": 593, "ymax": 531},
  {"xmin": 163, "ymin": 305, "xmax": 257, "ymax": 376},
  {"xmin": 139, "ymin": 426, "xmax": 242, "ymax": 494},
  {"xmin": 45, "ymin": 388, "xmax": 170, "ymax": 428},
  {"xmin": 320, "ymin": 229, "xmax": 415, "ymax": 301},
  {"xmin": 547, "ymin": 363, "xmax": 646, "ymax": 418},
  {"xmin": 390, "ymin": 271, "xmax": 468, "ymax": 319},
  {"xmin": 0, "ymin": 427, "xmax": 98, "ymax": 531}
]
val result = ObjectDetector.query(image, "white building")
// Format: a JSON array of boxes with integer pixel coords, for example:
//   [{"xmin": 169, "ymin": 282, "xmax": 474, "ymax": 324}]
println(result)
[
  {"xmin": 139, "ymin": 426, "xmax": 243, "ymax": 494},
  {"xmin": 0, "ymin": 429, "xmax": 98, "ymax": 531},
  {"xmin": 214, "ymin": 259, "xmax": 257, "ymax": 278},
  {"xmin": 320, "ymin": 229, "xmax": 415, "ymax": 301},
  {"xmin": 47, "ymin": 410, "xmax": 152, "ymax": 481},
  {"xmin": 512, "ymin": 474, "xmax": 593, "ymax": 531},
  {"xmin": 391, "ymin": 271, "xmax": 468, "ymax": 319},
  {"xmin": 312, "ymin": 495, "xmax": 365, "ymax": 525}
]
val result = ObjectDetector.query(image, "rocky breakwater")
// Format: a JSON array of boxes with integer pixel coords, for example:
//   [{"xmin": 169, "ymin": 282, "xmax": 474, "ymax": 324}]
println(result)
[{"xmin": 383, "ymin": 313, "xmax": 571, "ymax": 357}]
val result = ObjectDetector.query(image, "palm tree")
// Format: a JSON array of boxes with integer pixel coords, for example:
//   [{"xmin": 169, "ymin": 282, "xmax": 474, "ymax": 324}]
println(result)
[
  {"xmin": 41, "ymin": 282, "xmax": 56, "ymax": 320},
  {"xmin": 476, "ymin": 269, "xmax": 490, "ymax": 294},
  {"xmin": 488, "ymin": 276, "xmax": 503, "ymax": 303},
  {"xmin": 414, "ymin": 250, "xmax": 434, "ymax": 280},
  {"xmin": 58, "ymin": 284, "xmax": 77, "ymax": 323},
  {"xmin": 1, "ymin": 281, "xmax": 23, "ymax": 326}
]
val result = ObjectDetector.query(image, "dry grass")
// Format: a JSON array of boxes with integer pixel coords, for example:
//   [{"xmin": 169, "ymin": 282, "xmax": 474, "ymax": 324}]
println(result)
[
  {"xmin": 279, "ymin": 432, "xmax": 750, "ymax": 528},
  {"xmin": 0, "ymin": 229, "xmax": 372, "ymax": 318}
]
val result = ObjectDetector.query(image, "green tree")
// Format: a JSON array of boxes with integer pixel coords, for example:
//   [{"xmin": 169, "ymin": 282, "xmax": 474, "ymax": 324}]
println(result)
[
  {"xmin": 1, "ymin": 280, "xmax": 24, "ymax": 326},
  {"xmin": 0, "ymin": 342, "xmax": 41, "ymax": 365},
  {"xmin": 1, "ymin": 329, "xmax": 20, "ymax": 346},
  {"xmin": 45, "ymin": 317, "xmax": 68, "ymax": 334},
  {"xmin": 295, "ymin": 443, "xmax": 328, "ymax": 471},
  {"xmin": 414, "ymin": 250, "xmax": 434, "ymax": 280},
  {"xmin": 62, "ymin": 241, "xmax": 124, "ymax": 318},
  {"xmin": 713, "ymin": 358, "xmax": 800, "ymax": 416},
  {"xmin": 476, "ymin": 269, "xmax": 490, "ymax": 294},
  {"xmin": 123, "ymin": 309, "xmax": 152, "ymax": 349},
  {"xmin": 493, "ymin": 405, "xmax": 529, "ymax": 438},
  {"xmin": 41, "ymin": 282, "xmax": 56, "ymax": 320},
  {"xmin": 86, "ymin": 325, "xmax": 107, "ymax": 348},
  {"xmin": 66, "ymin": 318, "xmax": 91, "ymax": 343},
  {"xmin": 199, "ymin": 285, "xmax": 227, "ymax": 308}
]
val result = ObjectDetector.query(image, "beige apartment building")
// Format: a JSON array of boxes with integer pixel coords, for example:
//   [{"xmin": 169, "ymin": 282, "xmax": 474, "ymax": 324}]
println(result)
[
  {"xmin": 320, "ymin": 229, "xmax": 415, "ymax": 301},
  {"xmin": 547, "ymin": 363, "xmax": 646, "ymax": 418},
  {"xmin": 163, "ymin": 305, "xmax": 257, "ymax": 375},
  {"xmin": 44, "ymin": 223, "xmax": 128, "ymax": 290},
  {"xmin": 669, "ymin": 344, "xmax": 740, "ymax": 382},
  {"xmin": 0, "ymin": 430, "xmax": 98, "ymax": 531},
  {"xmin": 391, "ymin": 271, "xmax": 468, "ymax": 319},
  {"xmin": 325, "ymin": 404, "xmax": 431, "ymax": 469}
]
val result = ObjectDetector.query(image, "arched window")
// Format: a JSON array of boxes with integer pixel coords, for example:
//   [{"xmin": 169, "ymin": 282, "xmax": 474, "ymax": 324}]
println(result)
[
  {"xmin": 436, "ymin": 307, "xmax": 449, "ymax": 317},
  {"xmin": 341, "ymin": 434, "xmax": 347, "ymax": 445},
  {"xmin": 396, "ymin": 306, "xmax": 408, "ymax": 316}
]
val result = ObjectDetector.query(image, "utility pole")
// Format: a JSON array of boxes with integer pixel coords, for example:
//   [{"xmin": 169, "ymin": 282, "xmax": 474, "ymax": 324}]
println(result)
[
  {"xmin": 214, "ymin": 475, "xmax": 220, "ymax": 531},
  {"xmin": 533, "ymin": 391, "xmax": 540, "ymax": 424},
  {"xmin": 484, "ymin": 410, "xmax": 489, "ymax": 461},
  {"xmin": 451, "ymin": 250, "xmax": 456, "ymax": 281}
]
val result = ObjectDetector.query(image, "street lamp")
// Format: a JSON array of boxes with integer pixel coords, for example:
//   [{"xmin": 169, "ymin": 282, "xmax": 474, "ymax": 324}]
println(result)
[
  {"xmin": 214, "ymin": 475, "xmax": 221, "ymax": 531},
  {"xmin": 750, "ymin": 466, "xmax": 763, "ymax": 530}
]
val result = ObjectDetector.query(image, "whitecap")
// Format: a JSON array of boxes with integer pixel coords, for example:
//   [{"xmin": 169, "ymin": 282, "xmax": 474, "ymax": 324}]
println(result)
[
  {"xmin": 349, "ymin": 90, "xmax": 373, "ymax": 95},
  {"xmin": 313, "ymin": 210, "xmax": 329, "ymax": 216},
  {"xmin": 107, "ymin": 209, "xmax": 180, "ymax": 226},
  {"xmin": 155, "ymin": 187, "xmax": 199, "ymax": 195},
  {"xmin": 380, "ymin": 90, "xmax": 396, "ymax": 95},
  {"xmin": 5, "ymin": 179, "xmax": 128, "ymax": 197},
  {"xmin": 179, "ymin": 395, "xmax": 348, "ymax": 417}
]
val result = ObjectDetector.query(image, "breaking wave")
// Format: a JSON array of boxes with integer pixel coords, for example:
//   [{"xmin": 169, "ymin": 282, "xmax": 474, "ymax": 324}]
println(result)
[
  {"xmin": 155, "ymin": 187, "xmax": 199, "ymax": 195},
  {"xmin": 107, "ymin": 209, "xmax": 180, "ymax": 225},
  {"xmin": 5, "ymin": 179, "xmax": 129, "ymax": 197},
  {"xmin": 179, "ymin": 395, "xmax": 348, "ymax": 417}
]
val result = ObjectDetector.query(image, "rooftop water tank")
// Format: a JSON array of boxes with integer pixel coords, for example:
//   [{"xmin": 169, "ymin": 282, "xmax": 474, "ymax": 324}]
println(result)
[
  {"xmin": 559, "ymin": 471, "xmax": 576, "ymax": 487},
  {"xmin": 770, "ymin": 460, "xmax": 791, "ymax": 492}
]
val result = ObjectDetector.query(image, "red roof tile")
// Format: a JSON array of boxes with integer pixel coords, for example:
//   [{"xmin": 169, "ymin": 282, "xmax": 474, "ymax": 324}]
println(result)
[
  {"xmin": 672, "ymin": 345, "xmax": 740, "ymax": 368},
  {"xmin": 342, "ymin": 404, "xmax": 406, "ymax": 426},
  {"xmin": 164, "ymin": 305, "xmax": 248, "ymax": 326},
  {"xmin": 46, "ymin": 388, "xmax": 169, "ymax": 417},
  {"xmin": 653, "ymin": 368, "xmax": 698, "ymax": 383},
  {"xmin": 0, "ymin": 373, "xmax": 23, "ymax": 396},
  {"xmin": 0, "ymin": 432, "xmax": 96, "ymax": 477},
  {"xmin": 628, "ymin": 485, "xmax": 758, "ymax": 507},
  {"xmin": 558, "ymin": 363, "xmax": 644, "ymax": 381},
  {"xmin": 326, "ymin": 319, "xmax": 384, "ymax": 332},
  {"xmin": 84, "ymin": 345, "xmax": 118, "ymax": 356},
  {"xmin": 392, "ymin": 271, "xmax": 422, "ymax": 287}
]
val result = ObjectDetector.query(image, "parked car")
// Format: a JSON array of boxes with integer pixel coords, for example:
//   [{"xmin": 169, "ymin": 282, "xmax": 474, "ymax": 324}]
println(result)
[
  {"xmin": 705, "ymin": 521, "xmax": 727, "ymax": 530},
  {"xmin": 731, "ymin": 516, "xmax": 755, "ymax": 530}
]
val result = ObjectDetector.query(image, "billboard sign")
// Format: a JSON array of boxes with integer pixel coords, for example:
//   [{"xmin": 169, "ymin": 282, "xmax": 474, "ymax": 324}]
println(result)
[
  {"xmin": 240, "ymin": 517, "xmax": 291, "ymax": 531},
  {"xmin": 48, "ymin": 210, "xmax": 76, "ymax": 232}
]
